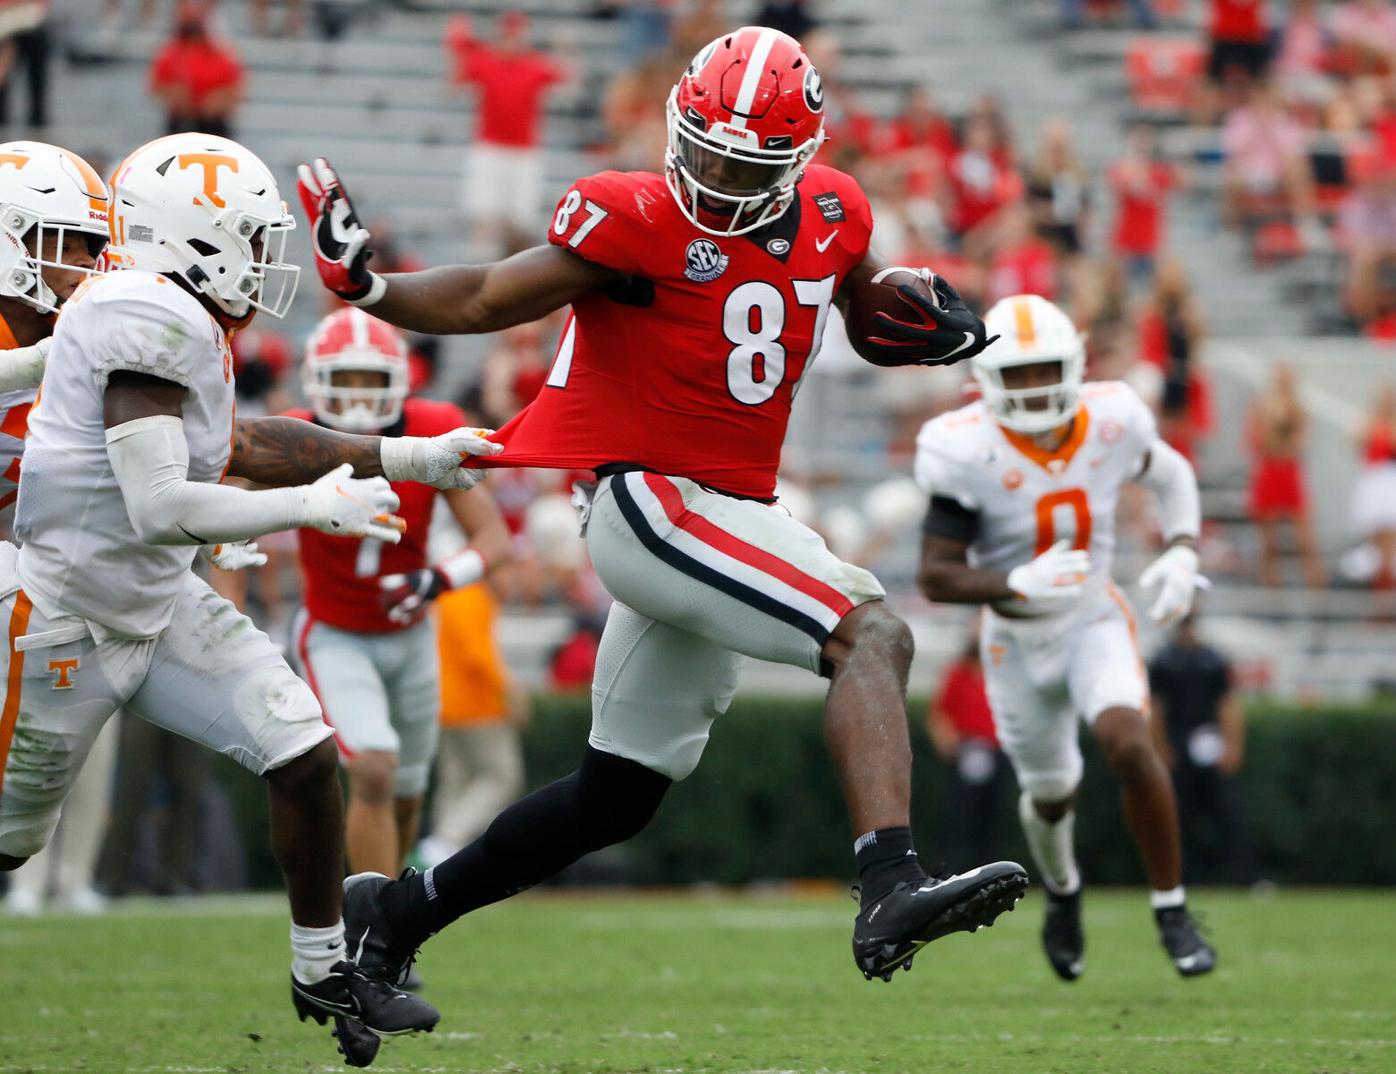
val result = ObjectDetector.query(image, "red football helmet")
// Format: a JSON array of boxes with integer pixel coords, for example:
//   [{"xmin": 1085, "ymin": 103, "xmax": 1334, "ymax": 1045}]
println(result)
[
  {"xmin": 665, "ymin": 26, "xmax": 825, "ymax": 237},
  {"xmin": 303, "ymin": 307, "xmax": 409, "ymax": 432}
]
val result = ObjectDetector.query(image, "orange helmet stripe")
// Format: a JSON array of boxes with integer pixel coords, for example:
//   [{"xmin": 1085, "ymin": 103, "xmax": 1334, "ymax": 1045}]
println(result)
[
  {"xmin": 57, "ymin": 148, "xmax": 108, "ymax": 214},
  {"xmin": 1012, "ymin": 296, "xmax": 1037, "ymax": 348}
]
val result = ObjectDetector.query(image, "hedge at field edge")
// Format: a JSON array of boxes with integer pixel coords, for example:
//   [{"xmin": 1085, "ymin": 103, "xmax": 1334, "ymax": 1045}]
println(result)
[{"xmin": 217, "ymin": 696, "xmax": 1396, "ymax": 889}]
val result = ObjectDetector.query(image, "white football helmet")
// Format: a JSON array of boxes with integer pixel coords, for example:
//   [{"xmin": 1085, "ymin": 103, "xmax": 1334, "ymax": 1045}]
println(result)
[
  {"xmin": 974, "ymin": 294, "xmax": 1085, "ymax": 434},
  {"xmin": 0, "ymin": 141, "xmax": 109, "ymax": 313},
  {"xmin": 304, "ymin": 306, "xmax": 409, "ymax": 432},
  {"xmin": 106, "ymin": 133, "xmax": 299, "ymax": 320}
]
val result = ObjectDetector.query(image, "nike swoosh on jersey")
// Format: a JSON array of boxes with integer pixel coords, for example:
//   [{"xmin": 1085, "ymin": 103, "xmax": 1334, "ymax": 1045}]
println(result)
[{"xmin": 814, "ymin": 231, "xmax": 839, "ymax": 253}]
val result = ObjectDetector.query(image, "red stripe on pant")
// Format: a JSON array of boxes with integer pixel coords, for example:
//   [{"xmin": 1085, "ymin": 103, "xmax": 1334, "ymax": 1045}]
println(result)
[
  {"xmin": 295, "ymin": 613, "xmax": 356, "ymax": 762},
  {"xmin": 640, "ymin": 472, "xmax": 855, "ymax": 618}
]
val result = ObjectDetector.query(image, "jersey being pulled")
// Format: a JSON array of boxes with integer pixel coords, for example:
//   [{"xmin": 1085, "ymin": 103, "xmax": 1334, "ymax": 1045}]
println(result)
[
  {"xmin": 482, "ymin": 165, "xmax": 873, "ymax": 500},
  {"xmin": 914, "ymin": 381, "xmax": 1159, "ymax": 618},
  {"xmin": 16, "ymin": 270, "xmax": 235, "ymax": 639},
  {"xmin": 291, "ymin": 397, "xmax": 464, "ymax": 635}
]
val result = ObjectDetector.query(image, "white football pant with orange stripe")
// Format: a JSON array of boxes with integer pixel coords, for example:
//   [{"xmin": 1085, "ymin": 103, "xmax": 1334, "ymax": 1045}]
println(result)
[
  {"xmin": 0, "ymin": 544, "xmax": 330, "ymax": 860},
  {"xmin": 582, "ymin": 470, "xmax": 885, "ymax": 781},
  {"xmin": 978, "ymin": 583, "xmax": 1148, "ymax": 803}
]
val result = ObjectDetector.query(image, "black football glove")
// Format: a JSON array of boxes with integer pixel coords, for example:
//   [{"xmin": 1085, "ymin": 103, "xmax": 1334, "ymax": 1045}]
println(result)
[
  {"xmin": 378, "ymin": 568, "xmax": 448, "ymax": 626},
  {"xmin": 868, "ymin": 273, "xmax": 998, "ymax": 367}
]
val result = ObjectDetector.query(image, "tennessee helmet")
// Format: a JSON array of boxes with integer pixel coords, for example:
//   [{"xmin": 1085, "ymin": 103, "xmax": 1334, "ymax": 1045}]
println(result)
[
  {"xmin": 0, "ymin": 141, "xmax": 109, "ymax": 314},
  {"xmin": 303, "ymin": 307, "xmax": 409, "ymax": 432},
  {"xmin": 665, "ymin": 26, "xmax": 825, "ymax": 237},
  {"xmin": 106, "ymin": 133, "xmax": 299, "ymax": 320},
  {"xmin": 974, "ymin": 294, "xmax": 1085, "ymax": 434}
]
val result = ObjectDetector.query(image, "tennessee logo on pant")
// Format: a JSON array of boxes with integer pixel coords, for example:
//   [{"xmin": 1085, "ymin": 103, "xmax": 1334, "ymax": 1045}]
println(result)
[{"xmin": 48, "ymin": 658, "xmax": 78, "ymax": 690}]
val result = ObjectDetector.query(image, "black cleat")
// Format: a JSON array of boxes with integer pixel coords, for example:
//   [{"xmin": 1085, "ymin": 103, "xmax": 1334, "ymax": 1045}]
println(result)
[
  {"xmin": 852, "ymin": 860, "xmax": 1029, "ymax": 979},
  {"xmin": 333, "ymin": 1015, "xmax": 382, "ymax": 1068},
  {"xmin": 1042, "ymin": 888, "xmax": 1085, "ymax": 981},
  {"xmin": 1157, "ymin": 905, "xmax": 1216, "ymax": 977},
  {"xmin": 291, "ymin": 960, "xmax": 440, "ymax": 1036},
  {"xmin": 344, "ymin": 870, "xmax": 422, "ymax": 987}
]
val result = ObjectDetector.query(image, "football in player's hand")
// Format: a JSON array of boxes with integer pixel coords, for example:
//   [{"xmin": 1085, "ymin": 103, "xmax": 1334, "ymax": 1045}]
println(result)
[{"xmin": 843, "ymin": 269, "xmax": 942, "ymax": 367}]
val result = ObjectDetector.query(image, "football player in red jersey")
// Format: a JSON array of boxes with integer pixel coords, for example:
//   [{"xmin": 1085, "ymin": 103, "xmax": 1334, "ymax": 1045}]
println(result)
[
  {"xmin": 288, "ymin": 308, "xmax": 511, "ymax": 883},
  {"xmin": 300, "ymin": 26, "xmax": 1028, "ymax": 989}
]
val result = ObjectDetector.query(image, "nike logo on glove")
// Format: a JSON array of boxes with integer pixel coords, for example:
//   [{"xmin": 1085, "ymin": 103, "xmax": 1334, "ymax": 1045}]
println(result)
[
  {"xmin": 931, "ymin": 331, "xmax": 978, "ymax": 362},
  {"xmin": 815, "ymin": 231, "xmax": 839, "ymax": 253}
]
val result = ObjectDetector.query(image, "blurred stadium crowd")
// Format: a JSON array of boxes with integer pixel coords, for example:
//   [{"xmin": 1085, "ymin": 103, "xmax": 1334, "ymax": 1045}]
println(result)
[{"xmin": 3, "ymin": 0, "xmax": 1396, "ymax": 906}]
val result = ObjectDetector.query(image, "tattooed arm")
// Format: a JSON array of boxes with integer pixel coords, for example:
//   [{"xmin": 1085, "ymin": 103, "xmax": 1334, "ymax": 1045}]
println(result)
[{"xmin": 226, "ymin": 415, "xmax": 384, "ymax": 486}]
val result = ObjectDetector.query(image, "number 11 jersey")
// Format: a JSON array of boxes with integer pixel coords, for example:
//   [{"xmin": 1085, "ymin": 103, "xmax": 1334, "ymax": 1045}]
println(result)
[{"xmin": 486, "ymin": 164, "xmax": 873, "ymax": 501}]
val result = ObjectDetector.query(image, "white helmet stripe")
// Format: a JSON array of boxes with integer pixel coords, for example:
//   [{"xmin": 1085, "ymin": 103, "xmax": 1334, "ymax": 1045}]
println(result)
[{"xmin": 727, "ymin": 27, "xmax": 780, "ymax": 130}]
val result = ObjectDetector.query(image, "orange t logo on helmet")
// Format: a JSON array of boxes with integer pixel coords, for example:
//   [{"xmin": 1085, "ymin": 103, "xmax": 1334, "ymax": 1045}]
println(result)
[
  {"xmin": 0, "ymin": 153, "xmax": 29, "ymax": 171},
  {"xmin": 178, "ymin": 152, "xmax": 239, "ymax": 209}
]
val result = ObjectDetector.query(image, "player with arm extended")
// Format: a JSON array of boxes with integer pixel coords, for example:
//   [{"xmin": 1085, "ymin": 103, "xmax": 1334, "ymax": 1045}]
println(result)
[
  {"xmin": 913, "ymin": 293, "xmax": 1216, "ymax": 981},
  {"xmin": 289, "ymin": 307, "xmax": 512, "ymax": 893},
  {"xmin": 300, "ymin": 26, "xmax": 1027, "ymax": 990},
  {"xmin": 0, "ymin": 133, "xmax": 494, "ymax": 1065}
]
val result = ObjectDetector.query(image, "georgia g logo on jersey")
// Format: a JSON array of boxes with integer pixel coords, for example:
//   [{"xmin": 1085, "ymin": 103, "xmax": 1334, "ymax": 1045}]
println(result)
[{"xmin": 684, "ymin": 238, "xmax": 729, "ymax": 283}]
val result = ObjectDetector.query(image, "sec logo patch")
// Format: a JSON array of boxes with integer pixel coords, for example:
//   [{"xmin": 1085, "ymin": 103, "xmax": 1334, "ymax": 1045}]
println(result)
[{"xmin": 684, "ymin": 238, "xmax": 729, "ymax": 283}]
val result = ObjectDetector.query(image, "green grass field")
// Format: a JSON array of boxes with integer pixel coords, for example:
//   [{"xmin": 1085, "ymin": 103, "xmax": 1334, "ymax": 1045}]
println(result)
[{"xmin": 1, "ymin": 887, "xmax": 1391, "ymax": 1074}]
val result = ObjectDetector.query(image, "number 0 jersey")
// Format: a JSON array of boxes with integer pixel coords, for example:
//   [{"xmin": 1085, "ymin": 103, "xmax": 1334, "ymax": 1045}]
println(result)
[
  {"xmin": 15, "ymin": 270, "xmax": 236, "ymax": 639},
  {"xmin": 289, "ymin": 397, "xmax": 465, "ymax": 635},
  {"xmin": 483, "ymin": 164, "xmax": 873, "ymax": 501},
  {"xmin": 914, "ymin": 381, "xmax": 1159, "ymax": 618}
]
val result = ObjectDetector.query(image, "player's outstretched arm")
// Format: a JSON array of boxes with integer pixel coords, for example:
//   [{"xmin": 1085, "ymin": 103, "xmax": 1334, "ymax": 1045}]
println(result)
[
  {"xmin": 228, "ymin": 415, "xmax": 501, "ymax": 490},
  {"xmin": 298, "ymin": 157, "xmax": 617, "ymax": 335},
  {"xmin": 103, "ymin": 373, "xmax": 405, "ymax": 546},
  {"xmin": 1134, "ymin": 439, "xmax": 1205, "ymax": 625}
]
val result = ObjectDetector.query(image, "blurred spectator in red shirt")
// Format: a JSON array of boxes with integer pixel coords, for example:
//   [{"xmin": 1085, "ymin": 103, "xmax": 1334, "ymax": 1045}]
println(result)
[
  {"xmin": 948, "ymin": 114, "xmax": 1023, "ymax": 247},
  {"xmin": 149, "ymin": 1, "xmax": 242, "ymax": 137},
  {"xmin": 888, "ymin": 86, "xmax": 957, "ymax": 202},
  {"xmin": 1207, "ymin": 0, "xmax": 1272, "ymax": 83},
  {"xmin": 1350, "ymin": 384, "xmax": 1396, "ymax": 588},
  {"xmin": 1248, "ymin": 362, "xmax": 1326, "ymax": 588},
  {"xmin": 1137, "ymin": 259, "xmax": 1212, "ymax": 461},
  {"xmin": 926, "ymin": 640, "xmax": 1010, "ymax": 872},
  {"xmin": 1110, "ymin": 125, "xmax": 1180, "ymax": 285},
  {"xmin": 1331, "ymin": 0, "xmax": 1396, "ymax": 76},
  {"xmin": 986, "ymin": 205, "xmax": 1058, "ymax": 304},
  {"xmin": 447, "ymin": 12, "xmax": 568, "ymax": 254}
]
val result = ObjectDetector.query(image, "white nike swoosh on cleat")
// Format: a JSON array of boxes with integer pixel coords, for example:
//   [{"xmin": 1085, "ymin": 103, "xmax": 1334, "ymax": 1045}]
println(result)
[
  {"xmin": 815, "ymin": 230, "xmax": 839, "ymax": 253},
  {"xmin": 1174, "ymin": 952, "xmax": 1206, "ymax": 970}
]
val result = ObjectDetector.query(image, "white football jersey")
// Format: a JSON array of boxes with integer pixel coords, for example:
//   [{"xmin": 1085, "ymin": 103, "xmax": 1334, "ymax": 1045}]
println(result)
[
  {"xmin": 915, "ymin": 381, "xmax": 1158, "ymax": 618},
  {"xmin": 15, "ymin": 270, "xmax": 235, "ymax": 639}
]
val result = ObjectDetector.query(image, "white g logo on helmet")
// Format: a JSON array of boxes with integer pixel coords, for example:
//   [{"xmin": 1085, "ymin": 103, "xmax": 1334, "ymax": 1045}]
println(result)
[
  {"xmin": 0, "ymin": 141, "xmax": 109, "ymax": 314},
  {"xmin": 106, "ymin": 133, "xmax": 299, "ymax": 320},
  {"xmin": 973, "ymin": 294, "xmax": 1085, "ymax": 434}
]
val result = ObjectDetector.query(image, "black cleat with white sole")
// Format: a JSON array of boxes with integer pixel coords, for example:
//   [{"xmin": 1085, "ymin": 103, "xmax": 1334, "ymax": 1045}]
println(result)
[
  {"xmin": 1042, "ymin": 888, "xmax": 1085, "ymax": 981},
  {"xmin": 852, "ymin": 860, "xmax": 1029, "ymax": 980},
  {"xmin": 1157, "ymin": 905, "xmax": 1216, "ymax": 977},
  {"xmin": 344, "ymin": 870, "xmax": 423, "ymax": 987},
  {"xmin": 291, "ymin": 960, "xmax": 440, "ymax": 1036}
]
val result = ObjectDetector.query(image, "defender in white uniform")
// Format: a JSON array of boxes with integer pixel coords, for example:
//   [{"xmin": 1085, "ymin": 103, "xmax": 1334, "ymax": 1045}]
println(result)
[
  {"xmin": 916, "ymin": 294, "xmax": 1216, "ymax": 981},
  {"xmin": 0, "ymin": 132, "xmax": 499, "ymax": 1058}
]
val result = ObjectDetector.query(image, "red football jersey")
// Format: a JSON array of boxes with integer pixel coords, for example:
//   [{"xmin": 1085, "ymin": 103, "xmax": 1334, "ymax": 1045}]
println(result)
[
  {"xmin": 290, "ymin": 397, "xmax": 465, "ymax": 634},
  {"xmin": 481, "ymin": 164, "xmax": 873, "ymax": 500}
]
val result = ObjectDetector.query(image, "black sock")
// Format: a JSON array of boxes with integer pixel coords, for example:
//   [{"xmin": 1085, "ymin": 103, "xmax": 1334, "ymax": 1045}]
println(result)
[
  {"xmin": 381, "ymin": 748, "xmax": 670, "ymax": 946},
  {"xmin": 854, "ymin": 826, "xmax": 925, "ymax": 908}
]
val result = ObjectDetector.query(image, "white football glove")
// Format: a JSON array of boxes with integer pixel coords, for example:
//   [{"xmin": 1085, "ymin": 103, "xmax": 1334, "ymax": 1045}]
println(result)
[
  {"xmin": 300, "ymin": 463, "xmax": 405, "ymax": 542},
  {"xmin": 1138, "ymin": 544, "xmax": 1207, "ymax": 626},
  {"xmin": 0, "ymin": 336, "xmax": 48, "ymax": 392},
  {"xmin": 379, "ymin": 427, "xmax": 503, "ymax": 490},
  {"xmin": 200, "ymin": 540, "xmax": 268, "ymax": 571},
  {"xmin": 1006, "ymin": 540, "xmax": 1092, "ymax": 603}
]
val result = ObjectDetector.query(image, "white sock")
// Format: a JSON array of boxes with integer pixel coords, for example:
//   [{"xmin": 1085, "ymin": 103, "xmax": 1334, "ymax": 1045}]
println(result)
[
  {"xmin": 1018, "ymin": 792, "xmax": 1081, "ymax": 896},
  {"xmin": 291, "ymin": 920, "xmax": 346, "ymax": 984},
  {"xmin": 1150, "ymin": 886, "xmax": 1186, "ymax": 911}
]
